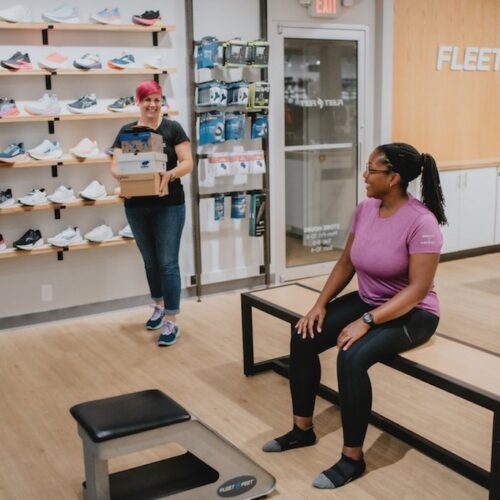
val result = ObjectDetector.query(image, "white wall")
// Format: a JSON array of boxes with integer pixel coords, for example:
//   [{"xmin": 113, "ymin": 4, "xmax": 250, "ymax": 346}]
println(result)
[{"xmin": 0, "ymin": 0, "xmax": 191, "ymax": 318}]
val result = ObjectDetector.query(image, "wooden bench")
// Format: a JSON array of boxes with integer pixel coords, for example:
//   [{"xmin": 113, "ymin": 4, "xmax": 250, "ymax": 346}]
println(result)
[{"xmin": 241, "ymin": 283, "xmax": 500, "ymax": 499}]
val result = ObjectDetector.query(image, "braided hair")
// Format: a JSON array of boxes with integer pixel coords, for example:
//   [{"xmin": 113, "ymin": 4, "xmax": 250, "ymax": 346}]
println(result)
[{"xmin": 378, "ymin": 143, "xmax": 447, "ymax": 225}]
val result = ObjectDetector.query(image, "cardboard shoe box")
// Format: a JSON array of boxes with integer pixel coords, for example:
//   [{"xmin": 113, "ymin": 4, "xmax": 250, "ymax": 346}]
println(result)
[
  {"xmin": 119, "ymin": 130, "xmax": 164, "ymax": 153},
  {"xmin": 119, "ymin": 173, "xmax": 165, "ymax": 197}
]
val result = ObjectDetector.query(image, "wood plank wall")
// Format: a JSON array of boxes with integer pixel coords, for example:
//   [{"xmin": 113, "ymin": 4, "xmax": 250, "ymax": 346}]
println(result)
[{"xmin": 392, "ymin": 0, "xmax": 500, "ymax": 164}]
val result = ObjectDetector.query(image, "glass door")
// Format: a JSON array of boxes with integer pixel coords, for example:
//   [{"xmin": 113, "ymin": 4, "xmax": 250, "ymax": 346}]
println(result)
[{"xmin": 271, "ymin": 25, "xmax": 367, "ymax": 281}]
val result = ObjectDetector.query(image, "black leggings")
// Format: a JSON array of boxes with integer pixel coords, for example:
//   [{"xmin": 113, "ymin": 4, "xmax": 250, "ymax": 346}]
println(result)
[{"xmin": 289, "ymin": 291, "xmax": 439, "ymax": 448}]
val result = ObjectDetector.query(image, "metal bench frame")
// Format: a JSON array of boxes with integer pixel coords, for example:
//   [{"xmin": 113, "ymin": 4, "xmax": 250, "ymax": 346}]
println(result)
[{"xmin": 241, "ymin": 283, "xmax": 500, "ymax": 500}]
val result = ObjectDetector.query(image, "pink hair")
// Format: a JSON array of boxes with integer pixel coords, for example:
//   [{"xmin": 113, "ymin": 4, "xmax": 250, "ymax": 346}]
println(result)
[{"xmin": 136, "ymin": 80, "xmax": 163, "ymax": 102}]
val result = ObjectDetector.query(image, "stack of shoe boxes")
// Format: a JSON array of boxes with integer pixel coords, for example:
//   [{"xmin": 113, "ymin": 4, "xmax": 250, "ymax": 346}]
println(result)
[{"xmin": 117, "ymin": 129, "xmax": 167, "ymax": 196}]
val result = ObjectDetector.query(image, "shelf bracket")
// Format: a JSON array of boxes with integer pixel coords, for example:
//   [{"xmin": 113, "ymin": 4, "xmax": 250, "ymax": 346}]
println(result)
[
  {"xmin": 153, "ymin": 73, "xmax": 160, "ymax": 84},
  {"xmin": 54, "ymin": 208, "xmax": 61, "ymax": 220},
  {"xmin": 42, "ymin": 29, "xmax": 49, "ymax": 45},
  {"xmin": 51, "ymin": 164, "xmax": 58, "ymax": 177},
  {"xmin": 48, "ymin": 120, "xmax": 55, "ymax": 135},
  {"xmin": 152, "ymin": 32, "xmax": 159, "ymax": 46},
  {"xmin": 57, "ymin": 251, "xmax": 64, "ymax": 261},
  {"xmin": 45, "ymin": 74, "xmax": 52, "ymax": 91}
]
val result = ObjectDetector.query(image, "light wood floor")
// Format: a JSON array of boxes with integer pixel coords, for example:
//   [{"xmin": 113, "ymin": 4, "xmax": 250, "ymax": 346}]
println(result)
[{"xmin": 0, "ymin": 254, "xmax": 497, "ymax": 499}]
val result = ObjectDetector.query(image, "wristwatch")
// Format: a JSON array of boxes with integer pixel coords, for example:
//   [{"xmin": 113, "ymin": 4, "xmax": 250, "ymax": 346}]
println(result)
[
  {"xmin": 169, "ymin": 170, "xmax": 177, "ymax": 182},
  {"xmin": 362, "ymin": 312, "xmax": 375, "ymax": 328}
]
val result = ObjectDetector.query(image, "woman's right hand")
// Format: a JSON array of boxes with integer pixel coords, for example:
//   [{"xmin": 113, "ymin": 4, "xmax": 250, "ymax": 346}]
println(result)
[{"xmin": 295, "ymin": 303, "xmax": 327, "ymax": 339}]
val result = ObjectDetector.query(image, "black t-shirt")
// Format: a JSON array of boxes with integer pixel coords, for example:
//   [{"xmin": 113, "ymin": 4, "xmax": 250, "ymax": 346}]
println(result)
[{"xmin": 112, "ymin": 119, "xmax": 190, "ymax": 207}]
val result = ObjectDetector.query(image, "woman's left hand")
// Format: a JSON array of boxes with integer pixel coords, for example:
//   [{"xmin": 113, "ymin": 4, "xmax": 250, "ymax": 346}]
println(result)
[
  {"xmin": 337, "ymin": 319, "xmax": 371, "ymax": 351},
  {"xmin": 159, "ymin": 171, "xmax": 172, "ymax": 197}
]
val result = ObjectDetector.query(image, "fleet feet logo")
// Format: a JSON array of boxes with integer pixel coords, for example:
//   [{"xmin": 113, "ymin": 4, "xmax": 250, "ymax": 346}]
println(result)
[{"xmin": 217, "ymin": 475, "xmax": 257, "ymax": 497}]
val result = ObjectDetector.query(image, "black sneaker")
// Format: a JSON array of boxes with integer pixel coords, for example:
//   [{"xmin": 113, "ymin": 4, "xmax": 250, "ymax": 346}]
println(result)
[
  {"xmin": 14, "ymin": 229, "xmax": 44, "ymax": 251},
  {"xmin": 0, "ymin": 188, "xmax": 14, "ymax": 208},
  {"xmin": 107, "ymin": 96, "xmax": 135, "ymax": 112},
  {"xmin": 132, "ymin": 10, "xmax": 161, "ymax": 26},
  {"xmin": 67, "ymin": 94, "xmax": 98, "ymax": 114}
]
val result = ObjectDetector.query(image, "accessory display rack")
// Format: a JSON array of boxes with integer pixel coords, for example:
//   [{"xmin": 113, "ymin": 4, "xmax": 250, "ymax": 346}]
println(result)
[
  {"xmin": 0, "ymin": 20, "xmax": 176, "ymax": 261},
  {"xmin": 185, "ymin": 0, "xmax": 270, "ymax": 299}
]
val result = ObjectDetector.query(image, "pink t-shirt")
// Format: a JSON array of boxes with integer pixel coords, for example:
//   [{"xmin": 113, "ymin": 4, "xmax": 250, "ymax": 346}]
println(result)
[{"xmin": 350, "ymin": 195, "xmax": 442, "ymax": 316}]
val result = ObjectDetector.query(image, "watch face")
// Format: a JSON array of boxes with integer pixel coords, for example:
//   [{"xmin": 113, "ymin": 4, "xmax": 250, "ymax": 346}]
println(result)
[{"xmin": 363, "ymin": 312, "xmax": 373, "ymax": 325}]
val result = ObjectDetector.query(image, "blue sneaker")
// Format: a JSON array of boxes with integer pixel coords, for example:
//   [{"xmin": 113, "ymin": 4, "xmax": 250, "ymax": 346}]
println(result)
[
  {"xmin": 91, "ymin": 7, "xmax": 121, "ymax": 25},
  {"xmin": 0, "ymin": 143, "xmax": 26, "ymax": 164},
  {"xmin": 108, "ymin": 53, "xmax": 135, "ymax": 70},
  {"xmin": 146, "ymin": 305, "xmax": 164, "ymax": 330},
  {"xmin": 158, "ymin": 321, "xmax": 180, "ymax": 347}
]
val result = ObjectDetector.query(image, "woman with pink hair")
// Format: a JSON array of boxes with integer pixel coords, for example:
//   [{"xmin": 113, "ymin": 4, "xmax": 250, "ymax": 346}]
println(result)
[{"xmin": 112, "ymin": 80, "xmax": 193, "ymax": 347}]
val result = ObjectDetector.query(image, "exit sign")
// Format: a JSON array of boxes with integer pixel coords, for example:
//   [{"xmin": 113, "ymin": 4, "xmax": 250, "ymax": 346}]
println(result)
[{"xmin": 309, "ymin": 0, "xmax": 342, "ymax": 18}]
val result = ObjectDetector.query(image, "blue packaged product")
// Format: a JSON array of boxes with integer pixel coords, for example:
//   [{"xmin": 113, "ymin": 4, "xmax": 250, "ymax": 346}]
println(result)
[
  {"xmin": 227, "ymin": 81, "xmax": 249, "ymax": 106},
  {"xmin": 199, "ymin": 111, "xmax": 225, "ymax": 145},
  {"xmin": 251, "ymin": 112, "xmax": 268, "ymax": 139},
  {"xmin": 197, "ymin": 36, "xmax": 220, "ymax": 69},
  {"xmin": 197, "ymin": 80, "xmax": 227, "ymax": 106},
  {"xmin": 225, "ymin": 112, "xmax": 245, "ymax": 141},
  {"xmin": 214, "ymin": 193, "xmax": 225, "ymax": 220},
  {"xmin": 231, "ymin": 192, "xmax": 247, "ymax": 219}
]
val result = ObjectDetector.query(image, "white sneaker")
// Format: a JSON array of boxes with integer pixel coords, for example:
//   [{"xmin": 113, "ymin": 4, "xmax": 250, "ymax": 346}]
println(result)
[
  {"xmin": 28, "ymin": 140, "xmax": 63, "ymax": 161},
  {"xmin": 48, "ymin": 227, "xmax": 83, "ymax": 247},
  {"xmin": 119, "ymin": 224, "xmax": 134, "ymax": 238},
  {"xmin": 85, "ymin": 224, "xmax": 114, "ymax": 242},
  {"xmin": 144, "ymin": 55, "xmax": 168, "ymax": 69},
  {"xmin": 47, "ymin": 185, "xmax": 76, "ymax": 204},
  {"xmin": 0, "ymin": 5, "xmax": 32, "ymax": 23},
  {"xmin": 79, "ymin": 180, "xmax": 107, "ymax": 201},
  {"xmin": 25, "ymin": 94, "xmax": 61, "ymax": 116},
  {"xmin": 42, "ymin": 5, "xmax": 80, "ymax": 24},
  {"xmin": 70, "ymin": 138, "xmax": 100, "ymax": 159},
  {"xmin": 18, "ymin": 188, "xmax": 48, "ymax": 206}
]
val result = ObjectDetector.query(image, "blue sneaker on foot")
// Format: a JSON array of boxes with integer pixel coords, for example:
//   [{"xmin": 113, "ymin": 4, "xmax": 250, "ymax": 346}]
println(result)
[
  {"xmin": 146, "ymin": 305, "xmax": 164, "ymax": 330},
  {"xmin": 158, "ymin": 320, "xmax": 180, "ymax": 346}
]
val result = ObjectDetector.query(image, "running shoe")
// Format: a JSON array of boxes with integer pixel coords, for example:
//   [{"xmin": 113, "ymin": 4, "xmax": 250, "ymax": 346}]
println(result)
[
  {"xmin": 0, "ymin": 5, "xmax": 32, "ymax": 22},
  {"xmin": 108, "ymin": 53, "xmax": 135, "ymax": 69},
  {"xmin": 84, "ymin": 224, "xmax": 113, "ymax": 242},
  {"xmin": 73, "ymin": 53, "xmax": 102, "ymax": 70},
  {"xmin": 14, "ymin": 229, "xmax": 43, "ymax": 250},
  {"xmin": 25, "ymin": 94, "xmax": 61, "ymax": 116},
  {"xmin": 38, "ymin": 52, "xmax": 68, "ymax": 70},
  {"xmin": 0, "ymin": 143, "xmax": 26, "ymax": 164},
  {"xmin": 0, "ymin": 99, "xmax": 19, "ymax": 117},
  {"xmin": 144, "ymin": 54, "xmax": 168, "ymax": 69},
  {"xmin": 1, "ymin": 51, "xmax": 32, "ymax": 70},
  {"xmin": 146, "ymin": 304, "xmax": 164, "ymax": 330},
  {"xmin": 18, "ymin": 188, "xmax": 48, "ymax": 206},
  {"xmin": 132, "ymin": 10, "xmax": 161, "ymax": 26},
  {"xmin": 107, "ymin": 96, "xmax": 136, "ymax": 112},
  {"xmin": 91, "ymin": 7, "xmax": 121, "ymax": 25},
  {"xmin": 119, "ymin": 224, "xmax": 134, "ymax": 239},
  {"xmin": 67, "ymin": 94, "xmax": 98, "ymax": 114},
  {"xmin": 42, "ymin": 5, "xmax": 80, "ymax": 24},
  {"xmin": 70, "ymin": 138, "xmax": 99, "ymax": 158},
  {"xmin": 158, "ymin": 320, "xmax": 180, "ymax": 346},
  {"xmin": 47, "ymin": 185, "xmax": 76, "ymax": 204},
  {"xmin": 0, "ymin": 188, "xmax": 15, "ymax": 208},
  {"xmin": 79, "ymin": 180, "xmax": 107, "ymax": 201},
  {"xmin": 48, "ymin": 226, "xmax": 83, "ymax": 247},
  {"xmin": 0, "ymin": 234, "xmax": 6, "ymax": 252},
  {"xmin": 28, "ymin": 140, "xmax": 62, "ymax": 160}
]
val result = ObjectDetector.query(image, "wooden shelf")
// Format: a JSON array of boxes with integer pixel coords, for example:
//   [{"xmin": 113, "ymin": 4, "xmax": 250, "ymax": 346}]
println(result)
[
  {"xmin": 0, "ymin": 155, "xmax": 111, "ymax": 169},
  {"xmin": 0, "ymin": 67, "xmax": 175, "ymax": 77},
  {"xmin": 0, "ymin": 21, "xmax": 48, "ymax": 30},
  {"xmin": 0, "ymin": 236, "xmax": 135, "ymax": 260},
  {"xmin": 0, "ymin": 69, "xmax": 49, "ymax": 76},
  {"xmin": 50, "ymin": 23, "xmax": 175, "ymax": 33},
  {"xmin": 0, "ymin": 109, "xmax": 178, "ymax": 124},
  {"xmin": 0, "ymin": 195, "xmax": 122, "ymax": 215}
]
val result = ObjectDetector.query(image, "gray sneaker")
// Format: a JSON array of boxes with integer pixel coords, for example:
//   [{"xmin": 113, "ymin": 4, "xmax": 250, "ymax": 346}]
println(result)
[{"xmin": 107, "ymin": 96, "xmax": 135, "ymax": 112}]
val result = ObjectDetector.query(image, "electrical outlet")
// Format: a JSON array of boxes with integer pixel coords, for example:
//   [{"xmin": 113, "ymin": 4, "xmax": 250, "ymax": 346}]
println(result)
[{"xmin": 41, "ymin": 284, "xmax": 53, "ymax": 302}]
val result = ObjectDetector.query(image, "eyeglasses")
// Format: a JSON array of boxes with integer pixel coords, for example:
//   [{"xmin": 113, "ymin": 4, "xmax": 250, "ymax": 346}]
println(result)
[{"xmin": 364, "ymin": 164, "xmax": 393, "ymax": 175}]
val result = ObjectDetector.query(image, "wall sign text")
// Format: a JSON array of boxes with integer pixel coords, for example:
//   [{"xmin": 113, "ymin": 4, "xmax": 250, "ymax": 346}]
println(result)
[{"xmin": 437, "ymin": 46, "xmax": 500, "ymax": 71}]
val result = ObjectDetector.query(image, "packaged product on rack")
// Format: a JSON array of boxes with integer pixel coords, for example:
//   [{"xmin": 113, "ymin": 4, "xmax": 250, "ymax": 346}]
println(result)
[
  {"xmin": 225, "ymin": 112, "xmax": 246, "ymax": 141},
  {"xmin": 231, "ymin": 154, "xmax": 250, "ymax": 175},
  {"xmin": 197, "ymin": 80, "xmax": 227, "ymax": 107},
  {"xmin": 248, "ymin": 150, "xmax": 266, "ymax": 174},
  {"xmin": 213, "ymin": 193, "xmax": 225, "ymax": 221},
  {"xmin": 248, "ymin": 82, "xmax": 270, "ymax": 109},
  {"xmin": 248, "ymin": 40, "xmax": 269, "ymax": 67},
  {"xmin": 208, "ymin": 153, "xmax": 232, "ymax": 177},
  {"xmin": 231, "ymin": 192, "xmax": 247, "ymax": 219},
  {"xmin": 199, "ymin": 111, "xmax": 225, "ymax": 145},
  {"xmin": 249, "ymin": 192, "xmax": 266, "ymax": 236},
  {"xmin": 251, "ymin": 112, "xmax": 268, "ymax": 139},
  {"xmin": 227, "ymin": 81, "xmax": 249, "ymax": 106},
  {"xmin": 223, "ymin": 39, "xmax": 249, "ymax": 67},
  {"xmin": 197, "ymin": 36, "xmax": 221, "ymax": 69}
]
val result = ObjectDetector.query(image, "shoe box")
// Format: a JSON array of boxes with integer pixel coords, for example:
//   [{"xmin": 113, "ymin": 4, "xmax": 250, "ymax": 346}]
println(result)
[{"xmin": 117, "ymin": 128, "xmax": 167, "ymax": 196}]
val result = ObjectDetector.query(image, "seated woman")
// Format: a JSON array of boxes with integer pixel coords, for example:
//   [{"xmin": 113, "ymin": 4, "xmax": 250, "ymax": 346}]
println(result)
[{"xmin": 263, "ymin": 143, "xmax": 447, "ymax": 489}]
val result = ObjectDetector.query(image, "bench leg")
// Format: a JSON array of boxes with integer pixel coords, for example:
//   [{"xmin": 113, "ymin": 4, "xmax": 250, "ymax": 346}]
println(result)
[
  {"xmin": 82, "ymin": 440, "xmax": 110, "ymax": 500},
  {"xmin": 490, "ymin": 409, "xmax": 500, "ymax": 500},
  {"xmin": 241, "ymin": 295, "xmax": 256, "ymax": 376}
]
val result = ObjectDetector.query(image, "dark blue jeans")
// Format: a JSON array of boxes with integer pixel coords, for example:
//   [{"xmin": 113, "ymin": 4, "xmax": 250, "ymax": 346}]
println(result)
[{"xmin": 125, "ymin": 204, "xmax": 185, "ymax": 315}]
